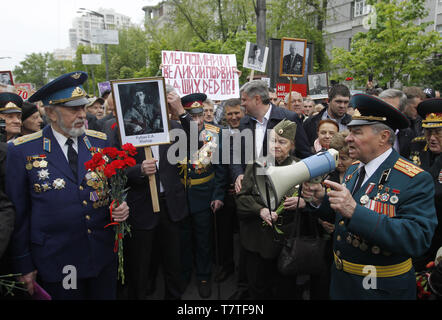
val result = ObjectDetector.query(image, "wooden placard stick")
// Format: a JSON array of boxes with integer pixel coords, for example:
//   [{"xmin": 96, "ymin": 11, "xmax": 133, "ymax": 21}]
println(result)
[
  {"xmin": 288, "ymin": 77, "xmax": 293, "ymax": 111},
  {"xmin": 144, "ymin": 146, "xmax": 160, "ymax": 212},
  {"xmin": 249, "ymin": 69, "xmax": 255, "ymax": 82}
]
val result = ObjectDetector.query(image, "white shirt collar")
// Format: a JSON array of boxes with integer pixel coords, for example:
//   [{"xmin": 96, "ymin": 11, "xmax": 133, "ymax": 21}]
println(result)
[
  {"xmin": 51, "ymin": 126, "xmax": 78, "ymax": 150},
  {"xmin": 360, "ymin": 148, "xmax": 393, "ymax": 184}
]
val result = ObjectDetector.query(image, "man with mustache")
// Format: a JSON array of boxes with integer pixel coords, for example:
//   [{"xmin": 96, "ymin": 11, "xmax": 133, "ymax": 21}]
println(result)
[
  {"xmin": 303, "ymin": 94, "xmax": 437, "ymax": 299},
  {"xmin": 5, "ymin": 71, "xmax": 130, "ymax": 300}
]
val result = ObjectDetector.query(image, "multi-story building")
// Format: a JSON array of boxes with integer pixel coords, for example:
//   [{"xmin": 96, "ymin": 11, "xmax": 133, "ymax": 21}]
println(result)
[
  {"xmin": 324, "ymin": 0, "xmax": 442, "ymax": 55},
  {"xmin": 69, "ymin": 8, "xmax": 133, "ymax": 49},
  {"xmin": 142, "ymin": 1, "xmax": 174, "ymax": 29}
]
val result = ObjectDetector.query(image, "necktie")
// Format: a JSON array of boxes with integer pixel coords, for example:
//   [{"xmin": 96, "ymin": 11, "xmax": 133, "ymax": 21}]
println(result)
[
  {"xmin": 352, "ymin": 166, "xmax": 366, "ymax": 195},
  {"xmin": 66, "ymin": 138, "xmax": 78, "ymax": 178}
]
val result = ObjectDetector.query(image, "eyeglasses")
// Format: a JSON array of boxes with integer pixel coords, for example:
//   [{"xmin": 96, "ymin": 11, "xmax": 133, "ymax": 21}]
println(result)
[{"xmin": 424, "ymin": 128, "xmax": 442, "ymax": 137}]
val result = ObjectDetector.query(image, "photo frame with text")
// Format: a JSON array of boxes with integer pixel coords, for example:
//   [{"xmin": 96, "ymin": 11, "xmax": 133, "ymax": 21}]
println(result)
[
  {"xmin": 111, "ymin": 77, "xmax": 171, "ymax": 147},
  {"xmin": 279, "ymin": 38, "xmax": 307, "ymax": 78}
]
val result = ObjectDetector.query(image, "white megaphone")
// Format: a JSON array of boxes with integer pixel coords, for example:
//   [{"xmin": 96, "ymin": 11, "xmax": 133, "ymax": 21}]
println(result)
[{"xmin": 254, "ymin": 149, "xmax": 339, "ymax": 211}]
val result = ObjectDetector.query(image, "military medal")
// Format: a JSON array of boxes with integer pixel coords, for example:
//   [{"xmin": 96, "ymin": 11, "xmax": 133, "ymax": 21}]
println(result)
[
  {"xmin": 439, "ymin": 170, "xmax": 442, "ymax": 184},
  {"xmin": 33, "ymin": 160, "xmax": 40, "ymax": 168},
  {"xmin": 90, "ymin": 191, "xmax": 99, "ymax": 202},
  {"xmin": 37, "ymin": 169, "xmax": 50, "ymax": 181},
  {"xmin": 380, "ymin": 193, "xmax": 390, "ymax": 202},
  {"xmin": 53, "ymin": 178, "xmax": 66, "ymax": 190},
  {"xmin": 359, "ymin": 241, "xmax": 368, "ymax": 252},
  {"xmin": 41, "ymin": 183, "xmax": 51, "ymax": 192},
  {"xmin": 39, "ymin": 160, "xmax": 48, "ymax": 168},
  {"xmin": 390, "ymin": 189, "xmax": 400, "ymax": 204},
  {"xmin": 360, "ymin": 195, "xmax": 369, "ymax": 205},
  {"xmin": 371, "ymin": 245, "xmax": 381, "ymax": 255},
  {"xmin": 26, "ymin": 163, "xmax": 33, "ymax": 170},
  {"xmin": 34, "ymin": 184, "xmax": 42, "ymax": 193}
]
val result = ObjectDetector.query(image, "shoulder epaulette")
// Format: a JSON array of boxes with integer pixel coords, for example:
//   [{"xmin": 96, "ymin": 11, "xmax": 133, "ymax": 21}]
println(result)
[
  {"xmin": 393, "ymin": 158, "xmax": 424, "ymax": 178},
  {"xmin": 12, "ymin": 131, "xmax": 42, "ymax": 146},
  {"xmin": 85, "ymin": 129, "xmax": 107, "ymax": 140},
  {"xmin": 352, "ymin": 160, "xmax": 361, "ymax": 165},
  {"xmin": 204, "ymin": 123, "xmax": 220, "ymax": 133},
  {"xmin": 411, "ymin": 136, "xmax": 426, "ymax": 143}
]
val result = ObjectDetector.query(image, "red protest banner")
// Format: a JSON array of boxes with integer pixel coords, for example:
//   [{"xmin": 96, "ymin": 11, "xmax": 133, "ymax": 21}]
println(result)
[{"xmin": 276, "ymin": 83, "xmax": 307, "ymax": 99}]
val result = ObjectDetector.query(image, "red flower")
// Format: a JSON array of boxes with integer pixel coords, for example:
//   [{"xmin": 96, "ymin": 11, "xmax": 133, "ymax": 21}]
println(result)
[
  {"xmin": 426, "ymin": 261, "xmax": 435, "ymax": 269},
  {"xmin": 117, "ymin": 151, "xmax": 128, "ymax": 159},
  {"xmin": 345, "ymin": 77, "xmax": 353, "ymax": 81},
  {"xmin": 85, "ymin": 152, "xmax": 105, "ymax": 171},
  {"xmin": 112, "ymin": 160, "xmax": 126, "ymax": 170},
  {"xmin": 122, "ymin": 143, "xmax": 137, "ymax": 156},
  {"xmin": 104, "ymin": 163, "xmax": 117, "ymax": 178},
  {"xmin": 124, "ymin": 157, "xmax": 136, "ymax": 167},
  {"xmin": 102, "ymin": 147, "xmax": 119, "ymax": 159}
]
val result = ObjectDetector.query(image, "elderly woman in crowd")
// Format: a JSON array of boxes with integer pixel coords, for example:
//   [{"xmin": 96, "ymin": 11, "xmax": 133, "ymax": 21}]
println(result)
[
  {"xmin": 235, "ymin": 119, "xmax": 306, "ymax": 299},
  {"xmin": 410, "ymin": 98, "xmax": 442, "ymax": 273},
  {"xmin": 21, "ymin": 101, "xmax": 43, "ymax": 135},
  {"xmin": 313, "ymin": 119, "xmax": 339, "ymax": 153}
]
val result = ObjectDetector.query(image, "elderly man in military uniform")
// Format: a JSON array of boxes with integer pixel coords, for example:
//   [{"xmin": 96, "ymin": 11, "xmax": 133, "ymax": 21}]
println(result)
[
  {"xmin": 303, "ymin": 94, "xmax": 437, "ymax": 299},
  {"xmin": 167, "ymin": 92, "xmax": 228, "ymax": 299},
  {"xmin": 409, "ymin": 98, "xmax": 442, "ymax": 272},
  {"xmin": 0, "ymin": 93, "xmax": 23, "ymax": 143},
  {"xmin": 5, "ymin": 71, "xmax": 129, "ymax": 300}
]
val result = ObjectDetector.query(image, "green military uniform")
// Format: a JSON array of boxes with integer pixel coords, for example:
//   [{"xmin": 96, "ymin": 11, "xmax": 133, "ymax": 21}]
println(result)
[
  {"xmin": 178, "ymin": 93, "xmax": 228, "ymax": 298},
  {"xmin": 409, "ymin": 98, "xmax": 442, "ymax": 272},
  {"xmin": 316, "ymin": 94, "xmax": 437, "ymax": 300}
]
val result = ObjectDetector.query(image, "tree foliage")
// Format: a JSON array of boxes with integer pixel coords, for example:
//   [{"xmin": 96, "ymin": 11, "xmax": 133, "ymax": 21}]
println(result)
[{"xmin": 331, "ymin": 0, "xmax": 441, "ymax": 88}]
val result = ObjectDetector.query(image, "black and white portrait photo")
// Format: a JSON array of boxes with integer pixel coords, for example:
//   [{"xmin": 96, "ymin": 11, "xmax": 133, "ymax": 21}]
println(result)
[
  {"xmin": 112, "ymin": 77, "xmax": 171, "ymax": 147},
  {"xmin": 243, "ymin": 42, "xmax": 269, "ymax": 72},
  {"xmin": 0, "ymin": 71, "xmax": 13, "ymax": 86},
  {"xmin": 308, "ymin": 72, "xmax": 329, "ymax": 96},
  {"xmin": 280, "ymin": 38, "xmax": 307, "ymax": 77}
]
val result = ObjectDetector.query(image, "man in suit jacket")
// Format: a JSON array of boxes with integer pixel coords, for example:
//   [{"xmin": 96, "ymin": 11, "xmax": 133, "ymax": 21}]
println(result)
[
  {"xmin": 6, "ymin": 71, "xmax": 129, "ymax": 300},
  {"xmin": 282, "ymin": 43, "xmax": 303, "ymax": 75},
  {"xmin": 303, "ymin": 94, "xmax": 437, "ymax": 300},
  {"xmin": 230, "ymin": 80, "xmax": 312, "ymax": 194},
  {"xmin": 0, "ymin": 142, "xmax": 14, "ymax": 261},
  {"xmin": 108, "ymin": 115, "xmax": 188, "ymax": 300}
]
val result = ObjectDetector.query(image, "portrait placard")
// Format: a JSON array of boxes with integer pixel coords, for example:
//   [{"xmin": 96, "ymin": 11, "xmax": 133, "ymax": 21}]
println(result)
[
  {"xmin": 307, "ymin": 72, "xmax": 329, "ymax": 99},
  {"xmin": 0, "ymin": 71, "xmax": 14, "ymax": 86},
  {"xmin": 279, "ymin": 38, "xmax": 307, "ymax": 78},
  {"xmin": 242, "ymin": 41, "xmax": 269, "ymax": 72},
  {"xmin": 111, "ymin": 77, "xmax": 171, "ymax": 148}
]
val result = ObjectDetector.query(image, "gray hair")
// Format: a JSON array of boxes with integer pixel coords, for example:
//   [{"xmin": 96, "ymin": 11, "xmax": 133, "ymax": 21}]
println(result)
[
  {"xmin": 240, "ymin": 80, "xmax": 270, "ymax": 104},
  {"xmin": 370, "ymin": 123, "xmax": 395, "ymax": 146},
  {"xmin": 203, "ymin": 98, "xmax": 214, "ymax": 107},
  {"xmin": 284, "ymin": 91, "xmax": 302, "ymax": 104},
  {"xmin": 379, "ymin": 89, "xmax": 407, "ymax": 112}
]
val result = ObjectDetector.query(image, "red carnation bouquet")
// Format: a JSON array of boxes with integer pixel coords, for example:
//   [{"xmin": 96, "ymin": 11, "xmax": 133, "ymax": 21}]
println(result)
[{"xmin": 84, "ymin": 143, "xmax": 137, "ymax": 284}]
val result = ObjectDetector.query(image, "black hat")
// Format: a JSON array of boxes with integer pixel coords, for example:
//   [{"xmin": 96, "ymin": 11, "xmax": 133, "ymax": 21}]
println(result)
[
  {"xmin": 28, "ymin": 71, "xmax": 88, "ymax": 107},
  {"xmin": 21, "ymin": 101, "xmax": 40, "ymax": 122},
  {"xmin": 417, "ymin": 98, "xmax": 442, "ymax": 129},
  {"xmin": 0, "ymin": 92, "xmax": 23, "ymax": 114},
  {"xmin": 181, "ymin": 93, "xmax": 207, "ymax": 114},
  {"xmin": 348, "ymin": 93, "xmax": 410, "ymax": 131},
  {"xmin": 423, "ymin": 88, "xmax": 435, "ymax": 99}
]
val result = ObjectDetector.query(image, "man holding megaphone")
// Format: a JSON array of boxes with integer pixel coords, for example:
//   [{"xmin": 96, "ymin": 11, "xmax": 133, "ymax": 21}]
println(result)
[{"xmin": 302, "ymin": 94, "xmax": 437, "ymax": 300}]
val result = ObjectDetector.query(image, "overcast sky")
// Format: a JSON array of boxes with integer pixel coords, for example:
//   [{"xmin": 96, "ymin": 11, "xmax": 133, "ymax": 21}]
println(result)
[{"xmin": 0, "ymin": 0, "xmax": 159, "ymax": 73}]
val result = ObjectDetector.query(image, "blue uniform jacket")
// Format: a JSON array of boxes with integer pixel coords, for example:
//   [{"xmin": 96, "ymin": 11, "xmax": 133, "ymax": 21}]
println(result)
[
  {"xmin": 316, "ymin": 149, "xmax": 437, "ymax": 299},
  {"xmin": 6, "ymin": 126, "xmax": 116, "ymax": 282}
]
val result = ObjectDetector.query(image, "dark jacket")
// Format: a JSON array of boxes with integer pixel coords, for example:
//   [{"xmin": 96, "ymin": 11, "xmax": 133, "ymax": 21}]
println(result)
[
  {"xmin": 236, "ymin": 156, "xmax": 298, "ymax": 259},
  {"xmin": 230, "ymin": 104, "xmax": 312, "ymax": 183},
  {"xmin": 109, "ymin": 120, "xmax": 188, "ymax": 230},
  {"xmin": 303, "ymin": 107, "xmax": 352, "ymax": 147},
  {"xmin": 0, "ymin": 142, "xmax": 14, "ymax": 260}
]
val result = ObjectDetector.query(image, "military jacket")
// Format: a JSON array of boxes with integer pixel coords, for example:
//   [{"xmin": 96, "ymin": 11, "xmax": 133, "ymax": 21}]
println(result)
[
  {"xmin": 179, "ymin": 120, "xmax": 228, "ymax": 213},
  {"xmin": 6, "ymin": 126, "xmax": 115, "ymax": 282},
  {"xmin": 316, "ymin": 149, "xmax": 437, "ymax": 299}
]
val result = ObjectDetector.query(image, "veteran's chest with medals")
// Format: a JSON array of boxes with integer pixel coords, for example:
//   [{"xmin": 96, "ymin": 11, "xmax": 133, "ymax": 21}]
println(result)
[
  {"xmin": 179, "ymin": 124, "xmax": 220, "ymax": 187},
  {"xmin": 337, "ymin": 160, "xmax": 421, "ymax": 256},
  {"xmin": 27, "ymin": 135, "xmax": 110, "ymax": 209}
]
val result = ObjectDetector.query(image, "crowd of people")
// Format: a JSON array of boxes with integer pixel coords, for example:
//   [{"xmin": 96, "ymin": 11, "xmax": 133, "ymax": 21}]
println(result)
[{"xmin": 0, "ymin": 71, "xmax": 441, "ymax": 301}]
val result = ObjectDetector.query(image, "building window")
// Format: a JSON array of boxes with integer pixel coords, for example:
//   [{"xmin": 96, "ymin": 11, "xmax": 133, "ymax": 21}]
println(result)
[
  {"xmin": 437, "ymin": 25, "xmax": 442, "ymax": 37},
  {"xmin": 354, "ymin": 0, "xmax": 371, "ymax": 17}
]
